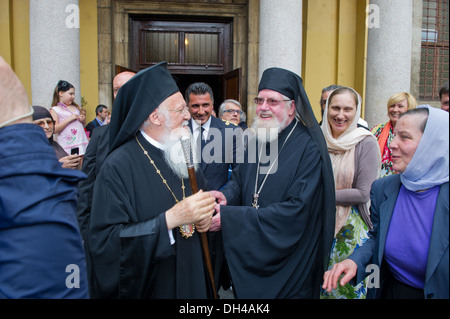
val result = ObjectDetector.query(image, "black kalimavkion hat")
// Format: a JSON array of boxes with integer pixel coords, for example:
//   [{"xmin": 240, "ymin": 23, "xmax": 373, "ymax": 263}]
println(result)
[
  {"xmin": 108, "ymin": 62, "xmax": 180, "ymax": 153},
  {"xmin": 258, "ymin": 67, "xmax": 337, "ymax": 271}
]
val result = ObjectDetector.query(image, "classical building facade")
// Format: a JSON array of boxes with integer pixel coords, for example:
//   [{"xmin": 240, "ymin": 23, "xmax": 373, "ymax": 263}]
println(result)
[{"xmin": 1, "ymin": 0, "xmax": 448, "ymax": 127}]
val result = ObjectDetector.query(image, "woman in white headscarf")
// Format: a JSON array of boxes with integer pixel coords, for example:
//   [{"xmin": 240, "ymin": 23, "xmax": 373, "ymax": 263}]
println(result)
[
  {"xmin": 323, "ymin": 105, "xmax": 449, "ymax": 299},
  {"xmin": 320, "ymin": 87, "xmax": 380, "ymax": 299}
]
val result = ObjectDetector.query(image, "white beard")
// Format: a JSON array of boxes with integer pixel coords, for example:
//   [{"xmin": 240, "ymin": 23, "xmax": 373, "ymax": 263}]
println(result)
[
  {"xmin": 251, "ymin": 110, "xmax": 289, "ymax": 143},
  {"xmin": 161, "ymin": 123, "xmax": 199, "ymax": 179}
]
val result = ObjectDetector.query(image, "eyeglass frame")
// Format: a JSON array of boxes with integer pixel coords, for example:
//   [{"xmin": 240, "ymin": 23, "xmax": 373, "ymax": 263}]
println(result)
[
  {"xmin": 33, "ymin": 119, "xmax": 55, "ymax": 127},
  {"xmin": 163, "ymin": 106, "xmax": 190, "ymax": 114},
  {"xmin": 254, "ymin": 97, "xmax": 292, "ymax": 107},
  {"xmin": 223, "ymin": 109, "xmax": 243, "ymax": 115}
]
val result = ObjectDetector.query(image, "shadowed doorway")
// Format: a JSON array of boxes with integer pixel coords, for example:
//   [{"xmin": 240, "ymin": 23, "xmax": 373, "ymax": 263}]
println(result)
[{"xmin": 128, "ymin": 16, "xmax": 242, "ymax": 114}]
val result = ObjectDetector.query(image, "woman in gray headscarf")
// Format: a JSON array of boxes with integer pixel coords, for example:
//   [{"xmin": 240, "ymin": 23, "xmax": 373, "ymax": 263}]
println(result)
[{"xmin": 323, "ymin": 105, "xmax": 449, "ymax": 299}]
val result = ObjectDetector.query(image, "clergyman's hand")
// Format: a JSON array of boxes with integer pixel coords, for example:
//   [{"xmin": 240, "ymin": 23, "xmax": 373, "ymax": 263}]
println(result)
[
  {"xmin": 322, "ymin": 259, "xmax": 358, "ymax": 293},
  {"xmin": 209, "ymin": 203, "xmax": 221, "ymax": 232},
  {"xmin": 209, "ymin": 190, "xmax": 227, "ymax": 205},
  {"xmin": 195, "ymin": 215, "xmax": 212, "ymax": 233},
  {"xmin": 165, "ymin": 190, "xmax": 215, "ymax": 231}
]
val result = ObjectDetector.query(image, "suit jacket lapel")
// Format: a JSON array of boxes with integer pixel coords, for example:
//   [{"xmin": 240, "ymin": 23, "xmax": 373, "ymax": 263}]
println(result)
[
  {"xmin": 425, "ymin": 183, "xmax": 449, "ymax": 284},
  {"xmin": 188, "ymin": 120, "xmax": 204, "ymax": 171},
  {"xmin": 200, "ymin": 118, "xmax": 214, "ymax": 172},
  {"xmin": 198, "ymin": 116, "xmax": 224, "ymax": 173},
  {"xmin": 378, "ymin": 176, "xmax": 402, "ymax": 263}
]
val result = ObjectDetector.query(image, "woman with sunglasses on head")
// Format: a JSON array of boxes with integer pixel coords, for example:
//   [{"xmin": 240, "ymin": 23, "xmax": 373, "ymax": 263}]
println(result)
[
  {"xmin": 49, "ymin": 80, "xmax": 88, "ymax": 157},
  {"xmin": 32, "ymin": 105, "xmax": 81, "ymax": 169}
]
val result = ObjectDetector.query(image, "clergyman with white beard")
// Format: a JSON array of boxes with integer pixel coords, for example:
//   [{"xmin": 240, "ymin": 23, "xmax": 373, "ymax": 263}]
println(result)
[{"xmin": 86, "ymin": 62, "xmax": 216, "ymax": 299}]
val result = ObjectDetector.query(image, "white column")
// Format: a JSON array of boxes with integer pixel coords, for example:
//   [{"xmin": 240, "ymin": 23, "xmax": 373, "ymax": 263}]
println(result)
[
  {"xmin": 259, "ymin": 0, "xmax": 302, "ymax": 78},
  {"xmin": 30, "ymin": 0, "xmax": 80, "ymax": 107},
  {"xmin": 365, "ymin": 0, "xmax": 413, "ymax": 128}
]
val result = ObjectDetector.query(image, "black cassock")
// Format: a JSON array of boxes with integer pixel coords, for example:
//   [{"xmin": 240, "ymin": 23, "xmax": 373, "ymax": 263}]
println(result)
[
  {"xmin": 220, "ymin": 119, "xmax": 329, "ymax": 298},
  {"xmin": 87, "ymin": 132, "xmax": 209, "ymax": 298}
]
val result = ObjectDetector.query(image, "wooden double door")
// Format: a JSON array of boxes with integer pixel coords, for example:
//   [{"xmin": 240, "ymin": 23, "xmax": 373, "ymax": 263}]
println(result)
[{"xmin": 121, "ymin": 16, "xmax": 242, "ymax": 113}]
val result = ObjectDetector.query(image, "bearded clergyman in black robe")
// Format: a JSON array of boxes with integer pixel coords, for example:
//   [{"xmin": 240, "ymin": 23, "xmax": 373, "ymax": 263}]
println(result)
[
  {"xmin": 87, "ymin": 62, "xmax": 216, "ymax": 298},
  {"xmin": 210, "ymin": 67, "xmax": 336, "ymax": 299}
]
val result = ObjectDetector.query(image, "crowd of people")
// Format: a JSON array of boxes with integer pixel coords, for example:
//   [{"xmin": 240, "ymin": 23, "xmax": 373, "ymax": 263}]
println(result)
[{"xmin": 0, "ymin": 54, "xmax": 448, "ymax": 300}]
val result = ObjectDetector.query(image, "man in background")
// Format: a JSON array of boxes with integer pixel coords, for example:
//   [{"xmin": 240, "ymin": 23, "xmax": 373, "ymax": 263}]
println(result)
[
  {"xmin": 85, "ymin": 104, "xmax": 109, "ymax": 136},
  {"xmin": 219, "ymin": 99, "xmax": 243, "ymax": 126},
  {"xmin": 186, "ymin": 82, "xmax": 243, "ymax": 294}
]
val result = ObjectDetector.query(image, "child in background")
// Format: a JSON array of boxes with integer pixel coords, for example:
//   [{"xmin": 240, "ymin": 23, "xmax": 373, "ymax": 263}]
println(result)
[{"xmin": 49, "ymin": 80, "xmax": 88, "ymax": 156}]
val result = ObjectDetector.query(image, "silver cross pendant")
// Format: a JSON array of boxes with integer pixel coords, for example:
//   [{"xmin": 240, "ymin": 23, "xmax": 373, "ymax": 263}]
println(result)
[{"xmin": 251, "ymin": 193, "xmax": 259, "ymax": 209}]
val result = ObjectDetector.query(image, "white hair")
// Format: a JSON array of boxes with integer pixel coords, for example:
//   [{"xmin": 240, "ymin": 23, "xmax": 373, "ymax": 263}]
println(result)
[{"xmin": 218, "ymin": 99, "xmax": 242, "ymax": 118}]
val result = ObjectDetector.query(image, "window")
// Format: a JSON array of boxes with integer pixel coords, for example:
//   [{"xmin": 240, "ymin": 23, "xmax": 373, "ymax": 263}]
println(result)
[
  {"xmin": 145, "ymin": 32, "xmax": 179, "ymax": 63},
  {"xmin": 420, "ymin": 0, "xmax": 449, "ymax": 100},
  {"xmin": 185, "ymin": 33, "xmax": 219, "ymax": 65},
  {"xmin": 131, "ymin": 17, "xmax": 232, "ymax": 74}
]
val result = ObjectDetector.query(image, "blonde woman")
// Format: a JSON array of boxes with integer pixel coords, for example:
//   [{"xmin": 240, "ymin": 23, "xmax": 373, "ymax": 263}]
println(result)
[{"xmin": 371, "ymin": 92, "xmax": 417, "ymax": 178}]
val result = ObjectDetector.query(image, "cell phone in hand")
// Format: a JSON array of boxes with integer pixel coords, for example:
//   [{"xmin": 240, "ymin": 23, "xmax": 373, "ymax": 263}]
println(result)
[{"xmin": 71, "ymin": 147, "xmax": 79, "ymax": 155}]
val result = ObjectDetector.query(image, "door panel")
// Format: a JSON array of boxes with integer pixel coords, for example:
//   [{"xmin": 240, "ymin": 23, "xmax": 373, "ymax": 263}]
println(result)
[{"xmin": 223, "ymin": 68, "xmax": 241, "ymax": 102}]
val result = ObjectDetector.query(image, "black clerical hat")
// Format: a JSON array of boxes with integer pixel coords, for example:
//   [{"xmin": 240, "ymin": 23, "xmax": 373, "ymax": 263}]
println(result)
[
  {"xmin": 258, "ymin": 67, "xmax": 317, "ymax": 128},
  {"xmin": 258, "ymin": 67, "xmax": 337, "ymax": 271},
  {"xmin": 109, "ymin": 62, "xmax": 180, "ymax": 153}
]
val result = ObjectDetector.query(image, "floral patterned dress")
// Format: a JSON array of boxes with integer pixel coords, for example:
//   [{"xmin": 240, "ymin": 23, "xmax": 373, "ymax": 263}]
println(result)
[
  {"xmin": 51, "ymin": 104, "xmax": 88, "ymax": 156},
  {"xmin": 321, "ymin": 206, "xmax": 369, "ymax": 299},
  {"xmin": 371, "ymin": 122, "xmax": 397, "ymax": 178}
]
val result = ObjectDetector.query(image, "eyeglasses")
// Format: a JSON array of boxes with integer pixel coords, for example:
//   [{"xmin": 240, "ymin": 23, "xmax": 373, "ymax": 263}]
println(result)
[
  {"xmin": 34, "ymin": 119, "xmax": 54, "ymax": 127},
  {"xmin": 165, "ymin": 106, "xmax": 190, "ymax": 114},
  {"xmin": 254, "ymin": 97, "xmax": 291, "ymax": 106},
  {"xmin": 223, "ymin": 109, "xmax": 243, "ymax": 115}
]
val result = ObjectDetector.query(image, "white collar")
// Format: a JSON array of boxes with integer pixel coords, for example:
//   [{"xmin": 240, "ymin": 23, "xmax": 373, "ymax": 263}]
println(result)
[
  {"xmin": 139, "ymin": 130, "xmax": 164, "ymax": 150},
  {"xmin": 191, "ymin": 116, "xmax": 212, "ymax": 132}
]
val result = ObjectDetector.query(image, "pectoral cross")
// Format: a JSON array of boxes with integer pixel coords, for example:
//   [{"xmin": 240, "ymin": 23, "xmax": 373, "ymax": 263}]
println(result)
[{"xmin": 251, "ymin": 193, "xmax": 259, "ymax": 209}]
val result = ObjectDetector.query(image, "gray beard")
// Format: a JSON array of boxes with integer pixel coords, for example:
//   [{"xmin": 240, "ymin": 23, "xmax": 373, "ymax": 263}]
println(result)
[
  {"xmin": 161, "ymin": 125, "xmax": 198, "ymax": 179},
  {"xmin": 251, "ymin": 111, "xmax": 289, "ymax": 143}
]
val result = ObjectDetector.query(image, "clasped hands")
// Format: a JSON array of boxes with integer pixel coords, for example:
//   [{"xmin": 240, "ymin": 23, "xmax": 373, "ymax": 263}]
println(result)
[{"xmin": 165, "ymin": 190, "xmax": 226, "ymax": 233}]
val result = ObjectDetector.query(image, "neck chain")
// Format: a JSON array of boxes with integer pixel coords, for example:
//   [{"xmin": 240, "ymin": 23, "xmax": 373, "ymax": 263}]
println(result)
[
  {"xmin": 135, "ymin": 136, "xmax": 195, "ymax": 238},
  {"xmin": 57, "ymin": 103, "xmax": 77, "ymax": 114},
  {"xmin": 252, "ymin": 119, "xmax": 298, "ymax": 209}
]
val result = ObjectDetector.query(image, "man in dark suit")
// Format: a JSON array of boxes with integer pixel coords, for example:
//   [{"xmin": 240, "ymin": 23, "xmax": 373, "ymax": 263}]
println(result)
[
  {"xmin": 85, "ymin": 104, "xmax": 109, "ymax": 137},
  {"xmin": 185, "ymin": 82, "xmax": 243, "ymax": 294}
]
